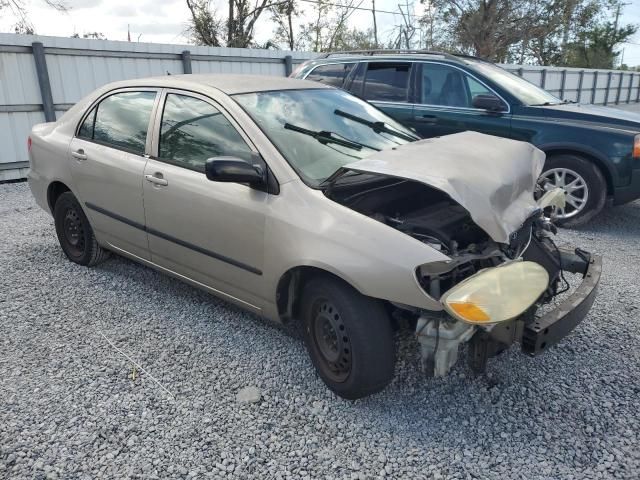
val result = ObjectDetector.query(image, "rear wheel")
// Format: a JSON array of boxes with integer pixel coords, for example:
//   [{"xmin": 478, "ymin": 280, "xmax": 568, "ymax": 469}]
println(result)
[
  {"xmin": 540, "ymin": 154, "xmax": 607, "ymax": 226},
  {"xmin": 300, "ymin": 275, "xmax": 395, "ymax": 400},
  {"xmin": 53, "ymin": 192, "xmax": 109, "ymax": 266}
]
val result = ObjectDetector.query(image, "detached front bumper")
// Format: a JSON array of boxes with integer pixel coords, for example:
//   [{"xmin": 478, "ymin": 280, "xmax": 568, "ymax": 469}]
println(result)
[{"xmin": 522, "ymin": 249, "xmax": 602, "ymax": 355}]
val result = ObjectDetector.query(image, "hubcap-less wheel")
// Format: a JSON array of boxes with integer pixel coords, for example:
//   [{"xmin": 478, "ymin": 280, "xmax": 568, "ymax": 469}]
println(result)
[
  {"xmin": 310, "ymin": 300, "xmax": 352, "ymax": 383},
  {"xmin": 63, "ymin": 207, "xmax": 86, "ymax": 257},
  {"xmin": 540, "ymin": 167, "xmax": 589, "ymax": 220}
]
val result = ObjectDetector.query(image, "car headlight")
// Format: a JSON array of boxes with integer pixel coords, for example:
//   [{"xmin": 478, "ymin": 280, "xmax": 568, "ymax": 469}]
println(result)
[{"xmin": 441, "ymin": 261, "xmax": 549, "ymax": 324}]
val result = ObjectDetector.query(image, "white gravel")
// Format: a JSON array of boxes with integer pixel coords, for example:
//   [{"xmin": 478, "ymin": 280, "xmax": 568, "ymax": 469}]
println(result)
[{"xmin": 1, "ymin": 181, "xmax": 639, "ymax": 479}]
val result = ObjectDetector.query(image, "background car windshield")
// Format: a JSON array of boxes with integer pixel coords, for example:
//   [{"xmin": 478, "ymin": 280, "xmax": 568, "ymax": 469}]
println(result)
[
  {"xmin": 234, "ymin": 89, "xmax": 416, "ymax": 186},
  {"xmin": 468, "ymin": 60, "xmax": 561, "ymax": 106}
]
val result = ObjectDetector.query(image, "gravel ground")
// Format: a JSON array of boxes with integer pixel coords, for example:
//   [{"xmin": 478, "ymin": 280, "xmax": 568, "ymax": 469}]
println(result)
[{"xmin": 1, "ymin": 181, "xmax": 639, "ymax": 480}]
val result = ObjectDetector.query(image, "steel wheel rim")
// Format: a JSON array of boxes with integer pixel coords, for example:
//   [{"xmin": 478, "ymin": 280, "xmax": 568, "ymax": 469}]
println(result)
[
  {"xmin": 540, "ymin": 168, "xmax": 589, "ymax": 219},
  {"xmin": 63, "ymin": 207, "xmax": 85, "ymax": 257},
  {"xmin": 310, "ymin": 300, "xmax": 352, "ymax": 383}
]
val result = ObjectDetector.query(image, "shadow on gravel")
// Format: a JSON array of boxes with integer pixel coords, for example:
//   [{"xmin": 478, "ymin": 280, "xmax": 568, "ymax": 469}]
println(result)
[{"xmin": 562, "ymin": 200, "xmax": 640, "ymax": 238}]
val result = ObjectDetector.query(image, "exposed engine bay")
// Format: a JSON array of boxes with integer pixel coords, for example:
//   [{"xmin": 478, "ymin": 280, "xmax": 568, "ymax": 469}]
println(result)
[{"xmin": 325, "ymin": 173, "xmax": 598, "ymax": 377}]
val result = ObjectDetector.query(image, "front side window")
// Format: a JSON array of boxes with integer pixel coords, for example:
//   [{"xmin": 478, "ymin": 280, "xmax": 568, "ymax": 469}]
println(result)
[
  {"xmin": 89, "ymin": 91, "xmax": 156, "ymax": 154},
  {"xmin": 158, "ymin": 93, "xmax": 253, "ymax": 172},
  {"xmin": 362, "ymin": 62, "xmax": 411, "ymax": 102},
  {"xmin": 306, "ymin": 63, "xmax": 355, "ymax": 88},
  {"xmin": 234, "ymin": 89, "xmax": 418, "ymax": 186},
  {"xmin": 421, "ymin": 63, "xmax": 473, "ymax": 108}
]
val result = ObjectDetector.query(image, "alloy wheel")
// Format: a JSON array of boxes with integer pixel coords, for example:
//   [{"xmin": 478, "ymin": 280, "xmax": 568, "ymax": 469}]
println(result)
[{"xmin": 540, "ymin": 167, "xmax": 589, "ymax": 220}]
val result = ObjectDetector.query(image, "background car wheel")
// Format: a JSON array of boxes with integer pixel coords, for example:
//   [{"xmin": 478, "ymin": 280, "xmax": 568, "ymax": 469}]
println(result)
[
  {"xmin": 300, "ymin": 275, "xmax": 395, "ymax": 400},
  {"xmin": 540, "ymin": 154, "xmax": 607, "ymax": 227},
  {"xmin": 53, "ymin": 192, "xmax": 110, "ymax": 266}
]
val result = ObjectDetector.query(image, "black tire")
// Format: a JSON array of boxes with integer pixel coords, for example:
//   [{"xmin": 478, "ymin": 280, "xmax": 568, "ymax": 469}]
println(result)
[
  {"xmin": 53, "ymin": 192, "xmax": 110, "ymax": 266},
  {"xmin": 300, "ymin": 275, "xmax": 395, "ymax": 400},
  {"xmin": 541, "ymin": 154, "xmax": 607, "ymax": 227}
]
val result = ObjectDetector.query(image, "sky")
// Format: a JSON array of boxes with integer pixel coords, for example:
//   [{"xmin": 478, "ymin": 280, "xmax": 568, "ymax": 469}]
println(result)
[{"xmin": 0, "ymin": 0, "xmax": 639, "ymax": 66}]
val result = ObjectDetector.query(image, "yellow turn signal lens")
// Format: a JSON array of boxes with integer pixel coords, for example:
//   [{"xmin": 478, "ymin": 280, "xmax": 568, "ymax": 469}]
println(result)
[
  {"xmin": 448, "ymin": 302, "xmax": 490, "ymax": 322},
  {"xmin": 441, "ymin": 261, "xmax": 549, "ymax": 324}
]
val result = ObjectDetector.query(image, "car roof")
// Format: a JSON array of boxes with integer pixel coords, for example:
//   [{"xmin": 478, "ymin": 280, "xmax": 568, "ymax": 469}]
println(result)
[{"xmin": 107, "ymin": 74, "xmax": 330, "ymax": 95}]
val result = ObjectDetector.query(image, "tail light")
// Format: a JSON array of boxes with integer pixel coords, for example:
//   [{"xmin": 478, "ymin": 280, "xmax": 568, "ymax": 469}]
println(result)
[{"xmin": 634, "ymin": 134, "xmax": 640, "ymax": 159}]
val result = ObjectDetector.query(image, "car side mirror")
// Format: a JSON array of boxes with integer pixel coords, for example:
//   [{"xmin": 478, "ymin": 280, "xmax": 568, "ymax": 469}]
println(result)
[
  {"xmin": 205, "ymin": 157, "xmax": 265, "ymax": 185},
  {"xmin": 472, "ymin": 94, "xmax": 506, "ymax": 112}
]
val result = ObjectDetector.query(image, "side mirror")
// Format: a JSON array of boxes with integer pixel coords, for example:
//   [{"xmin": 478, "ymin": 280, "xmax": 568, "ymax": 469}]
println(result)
[
  {"xmin": 205, "ymin": 156, "xmax": 265, "ymax": 185},
  {"xmin": 472, "ymin": 94, "xmax": 506, "ymax": 112}
]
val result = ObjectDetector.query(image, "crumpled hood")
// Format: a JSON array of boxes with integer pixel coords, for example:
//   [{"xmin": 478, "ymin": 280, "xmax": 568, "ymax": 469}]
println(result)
[{"xmin": 343, "ymin": 131, "xmax": 545, "ymax": 244}]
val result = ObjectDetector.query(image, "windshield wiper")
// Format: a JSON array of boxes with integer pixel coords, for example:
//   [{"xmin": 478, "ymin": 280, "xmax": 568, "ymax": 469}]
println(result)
[
  {"xmin": 334, "ymin": 109, "xmax": 419, "ymax": 142},
  {"xmin": 284, "ymin": 123, "xmax": 380, "ymax": 152}
]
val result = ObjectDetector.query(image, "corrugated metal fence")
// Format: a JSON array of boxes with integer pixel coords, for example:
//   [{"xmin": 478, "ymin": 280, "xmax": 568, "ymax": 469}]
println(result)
[
  {"xmin": 501, "ymin": 64, "xmax": 640, "ymax": 105},
  {"xmin": 1, "ymin": 32, "xmax": 639, "ymax": 181},
  {"xmin": 0, "ymin": 33, "xmax": 314, "ymax": 181}
]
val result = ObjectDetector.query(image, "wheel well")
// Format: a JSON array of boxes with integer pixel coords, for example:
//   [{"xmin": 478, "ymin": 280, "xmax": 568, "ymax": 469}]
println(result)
[
  {"xmin": 276, "ymin": 266, "xmax": 353, "ymax": 323},
  {"xmin": 543, "ymin": 149, "xmax": 612, "ymax": 195},
  {"xmin": 47, "ymin": 181, "xmax": 71, "ymax": 213}
]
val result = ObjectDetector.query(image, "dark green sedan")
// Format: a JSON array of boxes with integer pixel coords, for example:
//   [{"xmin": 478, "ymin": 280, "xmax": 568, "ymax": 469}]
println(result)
[{"xmin": 293, "ymin": 51, "xmax": 640, "ymax": 225}]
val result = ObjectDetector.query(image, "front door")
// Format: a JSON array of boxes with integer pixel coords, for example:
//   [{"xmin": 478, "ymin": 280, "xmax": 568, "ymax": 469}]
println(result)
[
  {"xmin": 142, "ymin": 91, "xmax": 268, "ymax": 312},
  {"xmin": 410, "ymin": 62, "xmax": 512, "ymax": 139},
  {"xmin": 68, "ymin": 89, "xmax": 158, "ymax": 259}
]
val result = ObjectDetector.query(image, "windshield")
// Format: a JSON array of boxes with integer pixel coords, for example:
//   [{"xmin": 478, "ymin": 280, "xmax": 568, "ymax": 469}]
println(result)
[
  {"xmin": 467, "ymin": 60, "xmax": 562, "ymax": 106},
  {"xmin": 233, "ymin": 89, "xmax": 418, "ymax": 186}
]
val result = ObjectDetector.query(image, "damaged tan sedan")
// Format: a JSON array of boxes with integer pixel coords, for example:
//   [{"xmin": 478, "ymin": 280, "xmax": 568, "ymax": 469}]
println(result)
[{"xmin": 28, "ymin": 75, "xmax": 601, "ymax": 399}]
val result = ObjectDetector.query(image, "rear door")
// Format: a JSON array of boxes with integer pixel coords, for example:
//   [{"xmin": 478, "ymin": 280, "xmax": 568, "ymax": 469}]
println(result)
[
  {"xmin": 410, "ymin": 62, "xmax": 512, "ymax": 139},
  {"xmin": 346, "ymin": 61, "xmax": 415, "ymax": 127},
  {"xmin": 69, "ymin": 89, "xmax": 159, "ymax": 259},
  {"xmin": 142, "ymin": 90, "xmax": 269, "ymax": 312}
]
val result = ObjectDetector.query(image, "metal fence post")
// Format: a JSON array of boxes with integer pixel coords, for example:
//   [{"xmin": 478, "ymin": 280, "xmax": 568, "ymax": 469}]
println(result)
[
  {"xmin": 576, "ymin": 70, "xmax": 584, "ymax": 103},
  {"xmin": 559, "ymin": 69, "xmax": 567, "ymax": 99},
  {"xmin": 604, "ymin": 71, "xmax": 613, "ymax": 105},
  {"xmin": 627, "ymin": 73, "xmax": 633, "ymax": 103},
  {"xmin": 31, "ymin": 42, "xmax": 55, "ymax": 122},
  {"xmin": 284, "ymin": 55, "xmax": 293, "ymax": 76},
  {"xmin": 518, "ymin": 67, "xmax": 523, "ymax": 77},
  {"xmin": 181, "ymin": 50, "xmax": 192, "ymax": 74},
  {"xmin": 615, "ymin": 72, "xmax": 624, "ymax": 104},
  {"xmin": 591, "ymin": 71, "xmax": 598, "ymax": 104},
  {"xmin": 540, "ymin": 68, "xmax": 547, "ymax": 89},
  {"xmin": 637, "ymin": 74, "xmax": 640, "ymax": 103}
]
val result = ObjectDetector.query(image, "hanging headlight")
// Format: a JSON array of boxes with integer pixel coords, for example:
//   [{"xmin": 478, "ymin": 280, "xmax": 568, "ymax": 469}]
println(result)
[{"xmin": 441, "ymin": 261, "xmax": 549, "ymax": 325}]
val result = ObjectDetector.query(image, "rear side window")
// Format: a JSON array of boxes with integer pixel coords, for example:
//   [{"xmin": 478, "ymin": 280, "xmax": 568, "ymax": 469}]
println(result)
[
  {"xmin": 362, "ymin": 63, "xmax": 411, "ymax": 102},
  {"xmin": 306, "ymin": 63, "xmax": 355, "ymax": 88},
  {"xmin": 88, "ymin": 91, "xmax": 156, "ymax": 154},
  {"xmin": 158, "ymin": 93, "xmax": 253, "ymax": 172}
]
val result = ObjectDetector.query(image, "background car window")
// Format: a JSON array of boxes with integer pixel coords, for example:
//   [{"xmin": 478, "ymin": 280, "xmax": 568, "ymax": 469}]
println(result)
[
  {"xmin": 362, "ymin": 63, "xmax": 410, "ymax": 102},
  {"xmin": 421, "ymin": 64, "xmax": 472, "ymax": 108},
  {"xmin": 467, "ymin": 76, "xmax": 492, "ymax": 98},
  {"xmin": 159, "ymin": 94, "xmax": 253, "ymax": 172},
  {"xmin": 92, "ymin": 91, "xmax": 156, "ymax": 154},
  {"xmin": 78, "ymin": 107, "xmax": 96, "ymax": 139},
  {"xmin": 306, "ymin": 63, "xmax": 355, "ymax": 88}
]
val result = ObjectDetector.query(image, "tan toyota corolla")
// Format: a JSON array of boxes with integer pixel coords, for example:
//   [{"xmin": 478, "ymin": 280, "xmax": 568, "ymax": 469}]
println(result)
[{"xmin": 28, "ymin": 75, "xmax": 601, "ymax": 399}]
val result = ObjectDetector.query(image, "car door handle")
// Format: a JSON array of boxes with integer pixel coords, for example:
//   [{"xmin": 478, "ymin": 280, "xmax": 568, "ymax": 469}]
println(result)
[
  {"xmin": 145, "ymin": 173, "xmax": 168, "ymax": 186},
  {"xmin": 71, "ymin": 149, "xmax": 87, "ymax": 161},
  {"xmin": 413, "ymin": 114, "xmax": 437, "ymax": 124}
]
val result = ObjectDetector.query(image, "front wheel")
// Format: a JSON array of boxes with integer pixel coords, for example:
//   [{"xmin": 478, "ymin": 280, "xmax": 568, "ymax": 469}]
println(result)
[
  {"xmin": 300, "ymin": 275, "xmax": 396, "ymax": 400},
  {"xmin": 539, "ymin": 154, "xmax": 607, "ymax": 227}
]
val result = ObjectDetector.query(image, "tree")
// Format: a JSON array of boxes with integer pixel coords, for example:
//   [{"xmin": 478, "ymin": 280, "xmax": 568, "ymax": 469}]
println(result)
[
  {"xmin": 297, "ymin": 0, "xmax": 364, "ymax": 52},
  {"xmin": 270, "ymin": 0, "xmax": 298, "ymax": 50},
  {"xmin": 186, "ymin": 0, "xmax": 224, "ymax": 46},
  {"xmin": 1, "ymin": 0, "xmax": 67, "ymax": 33}
]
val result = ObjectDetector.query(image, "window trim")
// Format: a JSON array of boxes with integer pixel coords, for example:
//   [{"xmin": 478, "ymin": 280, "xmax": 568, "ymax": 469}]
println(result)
[{"xmin": 74, "ymin": 87, "xmax": 161, "ymax": 156}]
